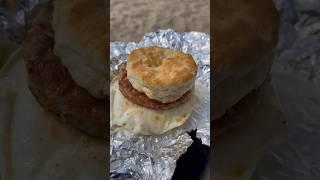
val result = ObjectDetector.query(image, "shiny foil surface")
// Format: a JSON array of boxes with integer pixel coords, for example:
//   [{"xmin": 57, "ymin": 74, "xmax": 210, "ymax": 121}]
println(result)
[{"xmin": 110, "ymin": 29, "xmax": 210, "ymax": 180}]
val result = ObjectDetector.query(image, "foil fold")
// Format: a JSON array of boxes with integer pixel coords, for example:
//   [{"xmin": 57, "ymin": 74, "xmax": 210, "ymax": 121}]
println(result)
[
  {"xmin": 0, "ymin": 0, "xmax": 48, "ymax": 43},
  {"xmin": 273, "ymin": 0, "xmax": 320, "ymax": 87},
  {"xmin": 110, "ymin": 29, "xmax": 210, "ymax": 180}
]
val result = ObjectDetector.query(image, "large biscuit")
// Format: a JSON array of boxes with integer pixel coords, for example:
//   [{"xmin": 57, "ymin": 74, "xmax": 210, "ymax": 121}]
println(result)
[
  {"xmin": 25, "ymin": 1, "xmax": 106, "ymax": 139},
  {"xmin": 52, "ymin": 0, "xmax": 108, "ymax": 98},
  {"xmin": 213, "ymin": 0, "xmax": 279, "ymax": 119},
  {"xmin": 126, "ymin": 46, "xmax": 197, "ymax": 103}
]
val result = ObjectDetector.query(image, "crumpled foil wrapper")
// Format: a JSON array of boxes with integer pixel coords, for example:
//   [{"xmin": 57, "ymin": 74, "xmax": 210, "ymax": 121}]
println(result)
[
  {"xmin": 250, "ymin": 0, "xmax": 320, "ymax": 179},
  {"xmin": 273, "ymin": 0, "xmax": 320, "ymax": 87},
  {"xmin": 0, "ymin": 0, "xmax": 48, "ymax": 43},
  {"xmin": 110, "ymin": 29, "xmax": 210, "ymax": 180}
]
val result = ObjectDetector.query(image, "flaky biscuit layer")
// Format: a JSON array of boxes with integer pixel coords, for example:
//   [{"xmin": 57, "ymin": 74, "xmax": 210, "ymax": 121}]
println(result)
[{"xmin": 126, "ymin": 46, "xmax": 197, "ymax": 103}]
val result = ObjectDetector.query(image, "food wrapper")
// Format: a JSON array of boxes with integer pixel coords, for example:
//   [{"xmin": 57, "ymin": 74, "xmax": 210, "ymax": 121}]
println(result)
[
  {"xmin": 252, "ymin": 72, "xmax": 320, "ymax": 180},
  {"xmin": 110, "ymin": 29, "xmax": 210, "ymax": 179},
  {"xmin": 251, "ymin": 0, "xmax": 320, "ymax": 179},
  {"xmin": 0, "ymin": 0, "xmax": 48, "ymax": 43},
  {"xmin": 0, "ymin": 49, "xmax": 107, "ymax": 180},
  {"xmin": 273, "ymin": 0, "xmax": 320, "ymax": 86}
]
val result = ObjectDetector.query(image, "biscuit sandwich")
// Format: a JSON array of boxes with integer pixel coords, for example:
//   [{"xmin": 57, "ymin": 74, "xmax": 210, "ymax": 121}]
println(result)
[
  {"xmin": 213, "ymin": 0, "xmax": 279, "ymax": 124},
  {"xmin": 24, "ymin": 0, "xmax": 107, "ymax": 138},
  {"xmin": 110, "ymin": 46, "xmax": 199, "ymax": 135},
  {"xmin": 212, "ymin": 0, "xmax": 287, "ymax": 179}
]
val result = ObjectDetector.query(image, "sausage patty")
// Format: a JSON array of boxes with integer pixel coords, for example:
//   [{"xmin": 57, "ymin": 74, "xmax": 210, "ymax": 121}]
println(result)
[{"xmin": 118, "ymin": 63, "xmax": 192, "ymax": 110}]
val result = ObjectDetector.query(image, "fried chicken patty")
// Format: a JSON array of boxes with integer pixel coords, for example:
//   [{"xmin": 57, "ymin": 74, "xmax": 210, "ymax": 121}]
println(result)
[
  {"xmin": 118, "ymin": 63, "xmax": 192, "ymax": 110},
  {"xmin": 25, "ymin": 3, "xmax": 106, "ymax": 139}
]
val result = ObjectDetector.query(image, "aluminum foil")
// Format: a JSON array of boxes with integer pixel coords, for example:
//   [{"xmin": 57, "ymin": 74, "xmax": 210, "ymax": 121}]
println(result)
[
  {"xmin": 0, "ymin": 0, "xmax": 48, "ymax": 43},
  {"xmin": 250, "ymin": 0, "xmax": 320, "ymax": 179},
  {"xmin": 110, "ymin": 29, "xmax": 210, "ymax": 180},
  {"xmin": 273, "ymin": 0, "xmax": 320, "ymax": 87}
]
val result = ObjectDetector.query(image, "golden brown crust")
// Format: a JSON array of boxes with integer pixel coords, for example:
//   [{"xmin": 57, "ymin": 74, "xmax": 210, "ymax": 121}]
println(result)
[
  {"xmin": 118, "ymin": 63, "xmax": 192, "ymax": 110},
  {"xmin": 213, "ymin": 0, "xmax": 279, "ymax": 78},
  {"xmin": 127, "ymin": 46, "xmax": 197, "ymax": 88}
]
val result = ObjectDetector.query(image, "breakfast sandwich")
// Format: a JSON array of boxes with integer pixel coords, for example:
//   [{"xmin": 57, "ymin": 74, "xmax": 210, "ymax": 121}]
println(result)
[
  {"xmin": 212, "ymin": 0, "xmax": 287, "ymax": 179},
  {"xmin": 24, "ymin": 0, "xmax": 107, "ymax": 138},
  {"xmin": 110, "ymin": 46, "xmax": 199, "ymax": 135},
  {"xmin": 213, "ymin": 0, "xmax": 279, "ymax": 125}
]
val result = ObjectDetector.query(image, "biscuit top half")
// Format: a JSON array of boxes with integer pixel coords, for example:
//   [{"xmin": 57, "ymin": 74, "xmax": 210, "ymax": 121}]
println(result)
[
  {"xmin": 213, "ymin": 0, "xmax": 279, "ymax": 83},
  {"xmin": 126, "ymin": 46, "xmax": 197, "ymax": 103}
]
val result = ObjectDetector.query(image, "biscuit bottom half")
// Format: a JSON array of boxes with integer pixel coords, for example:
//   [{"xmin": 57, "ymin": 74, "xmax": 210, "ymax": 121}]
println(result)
[{"xmin": 110, "ymin": 78, "xmax": 198, "ymax": 135}]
